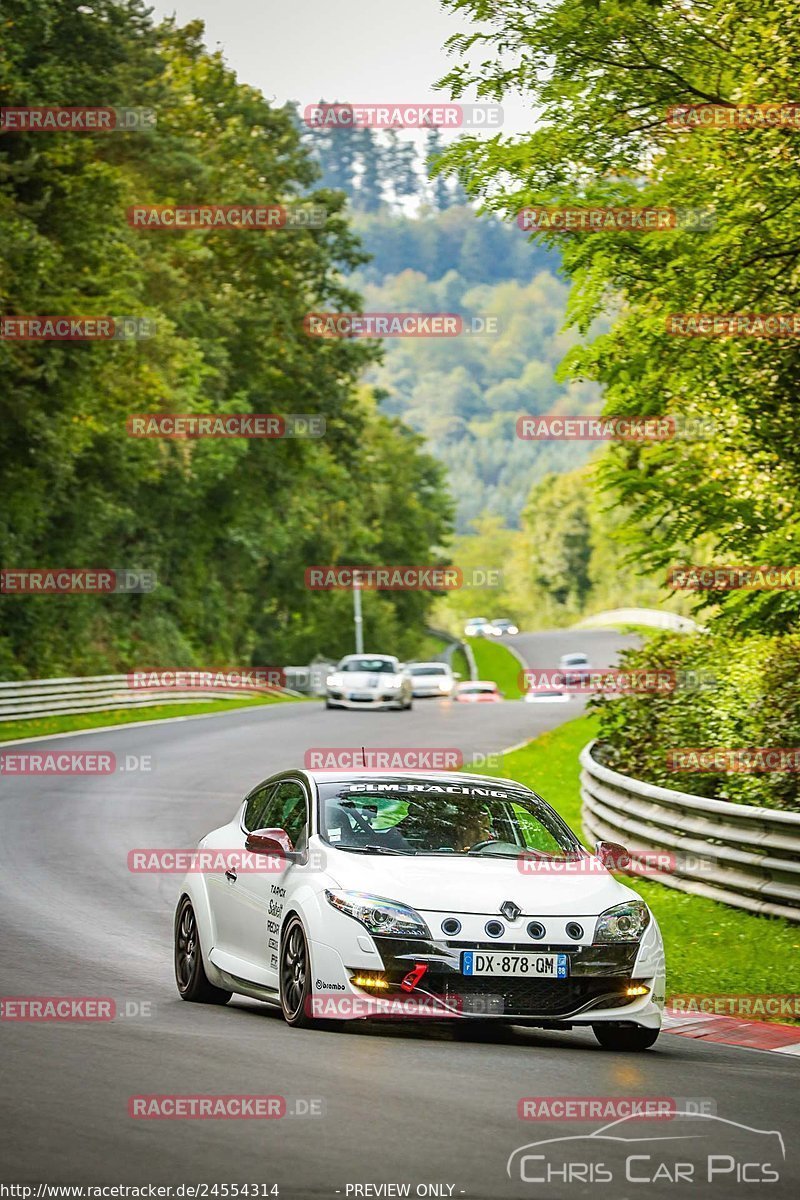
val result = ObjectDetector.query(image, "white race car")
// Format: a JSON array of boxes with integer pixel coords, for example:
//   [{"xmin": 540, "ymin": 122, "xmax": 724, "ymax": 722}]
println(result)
[
  {"xmin": 325, "ymin": 654, "xmax": 413, "ymax": 711},
  {"xmin": 174, "ymin": 769, "xmax": 665, "ymax": 1050}
]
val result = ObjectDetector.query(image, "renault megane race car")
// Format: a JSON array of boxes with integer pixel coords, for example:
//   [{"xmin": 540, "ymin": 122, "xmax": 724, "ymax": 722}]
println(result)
[
  {"xmin": 325, "ymin": 654, "xmax": 413, "ymax": 710},
  {"xmin": 174, "ymin": 769, "xmax": 665, "ymax": 1050}
]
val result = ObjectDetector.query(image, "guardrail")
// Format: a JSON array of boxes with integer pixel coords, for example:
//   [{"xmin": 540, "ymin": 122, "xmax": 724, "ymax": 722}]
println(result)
[
  {"xmin": 580, "ymin": 740, "xmax": 800, "ymax": 923},
  {"xmin": 425, "ymin": 626, "xmax": 477, "ymax": 680},
  {"xmin": 0, "ymin": 674, "xmax": 299, "ymax": 722}
]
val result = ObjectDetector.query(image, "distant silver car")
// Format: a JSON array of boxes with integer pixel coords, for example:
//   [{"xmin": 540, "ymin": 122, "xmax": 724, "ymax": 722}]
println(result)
[
  {"xmin": 325, "ymin": 654, "xmax": 413, "ymax": 711},
  {"xmin": 464, "ymin": 617, "xmax": 492, "ymax": 637},
  {"xmin": 407, "ymin": 661, "xmax": 455, "ymax": 698},
  {"xmin": 491, "ymin": 618, "xmax": 519, "ymax": 636}
]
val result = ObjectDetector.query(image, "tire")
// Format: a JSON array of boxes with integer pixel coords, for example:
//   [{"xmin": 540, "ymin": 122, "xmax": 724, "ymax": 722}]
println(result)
[
  {"xmin": 174, "ymin": 896, "xmax": 232, "ymax": 1005},
  {"xmin": 592, "ymin": 1023, "xmax": 660, "ymax": 1051},
  {"xmin": 279, "ymin": 916, "xmax": 316, "ymax": 1028}
]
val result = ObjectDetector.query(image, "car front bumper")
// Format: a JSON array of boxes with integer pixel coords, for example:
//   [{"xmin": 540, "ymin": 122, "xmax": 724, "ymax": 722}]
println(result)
[{"xmin": 327, "ymin": 690, "xmax": 405, "ymax": 709}]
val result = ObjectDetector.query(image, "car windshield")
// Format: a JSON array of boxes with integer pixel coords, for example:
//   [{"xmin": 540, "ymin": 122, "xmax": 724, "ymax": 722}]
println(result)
[
  {"xmin": 338, "ymin": 658, "xmax": 396, "ymax": 674},
  {"xmin": 410, "ymin": 665, "xmax": 447, "ymax": 676},
  {"xmin": 318, "ymin": 779, "xmax": 581, "ymax": 858},
  {"xmin": 562, "ymin": 655, "xmax": 588, "ymax": 666},
  {"xmin": 460, "ymin": 683, "xmax": 496, "ymax": 694}
]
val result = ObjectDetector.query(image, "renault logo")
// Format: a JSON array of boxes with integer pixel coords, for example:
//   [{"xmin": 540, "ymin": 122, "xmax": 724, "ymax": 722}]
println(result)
[{"xmin": 500, "ymin": 900, "xmax": 521, "ymax": 921}]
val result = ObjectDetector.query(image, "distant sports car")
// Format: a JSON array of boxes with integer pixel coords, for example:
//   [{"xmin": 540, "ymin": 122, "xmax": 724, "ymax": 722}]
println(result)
[
  {"xmin": 454, "ymin": 680, "xmax": 502, "ymax": 703},
  {"xmin": 325, "ymin": 654, "xmax": 413, "ymax": 711},
  {"xmin": 174, "ymin": 768, "xmax": 665, "ymax": 1049},
  {"xmin": 407, "ymin": 661, "xmax": 456, "ymax": 697}
]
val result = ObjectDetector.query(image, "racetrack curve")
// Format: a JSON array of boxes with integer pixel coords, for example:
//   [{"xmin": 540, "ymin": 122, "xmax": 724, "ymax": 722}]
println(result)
[{"xmin": 0, "ymin": 631, "xmax": 796, "ymax": 1198}]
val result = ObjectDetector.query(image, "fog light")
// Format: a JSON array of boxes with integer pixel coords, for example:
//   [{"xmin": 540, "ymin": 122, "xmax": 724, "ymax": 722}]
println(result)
[
  {"xmin": 351, "ymin": 974, "xmax": 389, "ymax": 990},
  {"xmin": 626, "ymin": 984, "xmax": 650, "ymax": 997}
]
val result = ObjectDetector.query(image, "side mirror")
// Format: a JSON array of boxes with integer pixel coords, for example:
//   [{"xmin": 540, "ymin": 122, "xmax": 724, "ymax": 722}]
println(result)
[
  {"xmin": 595, "ymin": 840, "xmax": 630, "ymax": 871},
  {"xmin": 245, "ymin": 827, "xmax": 299, "ymax": 862}
]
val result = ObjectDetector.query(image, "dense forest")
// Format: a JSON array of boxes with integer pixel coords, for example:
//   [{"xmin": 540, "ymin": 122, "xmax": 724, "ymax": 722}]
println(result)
[{"xmin": 0, "ymin": 0, "xmax": 453, "ymax": 677}]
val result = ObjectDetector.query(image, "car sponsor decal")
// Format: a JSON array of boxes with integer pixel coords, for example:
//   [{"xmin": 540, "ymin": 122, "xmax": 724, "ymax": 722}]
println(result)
[
  {"xmin": 348, "ymin": 781, "xmax": 516, "ymax": 799},
  {"xmin": 267, "ymin": 884, "xmax": 286, "ymax": 970}
]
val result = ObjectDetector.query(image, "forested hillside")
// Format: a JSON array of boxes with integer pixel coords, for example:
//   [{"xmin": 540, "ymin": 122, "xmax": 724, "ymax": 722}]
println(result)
[{"xmin": 0, "ymin": 1, "xmax": 452, "ymax": 677}]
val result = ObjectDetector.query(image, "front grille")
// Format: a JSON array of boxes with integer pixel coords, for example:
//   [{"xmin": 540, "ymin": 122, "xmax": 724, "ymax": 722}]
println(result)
[{"xmin": 440, "ymin": 975, "xmax": 633, "ymax": 1018}]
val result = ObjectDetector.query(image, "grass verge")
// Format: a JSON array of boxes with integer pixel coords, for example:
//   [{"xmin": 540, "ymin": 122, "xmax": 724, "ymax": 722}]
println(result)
[
  {"xmin": 0, "ymin": 691, "xmax": 300, "ymax": 744},
  {"xmin": 481, "ymin": 712, "xmax": 800, "ymax": 1006},
  {"xmin": 467, "ymin": 636, "xmax": 524, "ymax": 698}
]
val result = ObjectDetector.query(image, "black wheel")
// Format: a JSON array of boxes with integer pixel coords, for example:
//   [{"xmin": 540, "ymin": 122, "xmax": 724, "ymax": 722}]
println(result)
[
  {"xmin": 592, "ymin": 1023, "xmax": 660, "ymax": 1051},
  {"xmin": 174, "ymin": 896, "xmax": 231, "ymax": 1004},
  {"xmin": 280, "ymin": 916, "xmax": 315, "ymax": 1027}
]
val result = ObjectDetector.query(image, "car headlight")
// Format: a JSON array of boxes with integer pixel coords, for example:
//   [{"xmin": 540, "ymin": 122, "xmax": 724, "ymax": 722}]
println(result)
[
  {"xmin": 325, "ymin": 890, "xmax": 431, "ymax": 938},
  {"xmin": 326, "ymin": 674, "xmax": 343, "ymax": 687},
  {"xmin": 594, "ymin": 900, "xmax": 651, "ymax": 942}
]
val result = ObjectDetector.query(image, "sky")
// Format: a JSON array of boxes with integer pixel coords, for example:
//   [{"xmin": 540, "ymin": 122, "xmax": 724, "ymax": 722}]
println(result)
[{"xmin": 149, "ymin": 0, "xmax": 530, "ymax": 137}]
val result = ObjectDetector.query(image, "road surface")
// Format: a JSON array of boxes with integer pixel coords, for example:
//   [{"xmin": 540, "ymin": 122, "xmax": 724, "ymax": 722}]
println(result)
[{"xmin": 0, "ymin": 631, "xmax": 795, "ymax": 1197}]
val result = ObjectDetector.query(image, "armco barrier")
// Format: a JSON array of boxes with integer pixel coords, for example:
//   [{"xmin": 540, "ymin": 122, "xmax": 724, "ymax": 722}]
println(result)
[
  {"xmin": 0, "ymin": 674, "xmax": 299, "ymax": 722},
  {"xmin": 580, "ymin": 740, "xmax": 800, "ymax": 922}
]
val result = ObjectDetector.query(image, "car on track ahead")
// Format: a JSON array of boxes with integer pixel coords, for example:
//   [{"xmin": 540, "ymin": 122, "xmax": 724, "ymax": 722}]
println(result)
[
  {"xmin": 407, "ymin": 661, "xmax": 456, "ymax": 697},
  {"xmin": 464, "ymin": 617, "xmax": 492, "ymax": 637},
  {"xmin": 325, "ymin": 654, "xmax": 413, "ymax": 711},
  {"xmin": 453, "ymin": 680, "xmax": 502, "ymax": 703},
  {"xmin": 490, "ymin": 618, "xmax": 519, "ymax": 636},
  {"xmin": 174, "ymin": 768, "xmax": 665, "ymax": 1050},
  {"xmin": 559, "ymin": 652, "xmax": 592, "ymax": 686}
]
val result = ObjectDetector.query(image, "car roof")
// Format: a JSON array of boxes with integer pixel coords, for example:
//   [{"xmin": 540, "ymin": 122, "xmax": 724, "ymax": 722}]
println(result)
[
  {"xmin": 304, "ymin": 768, "xmax": 533, "ymax": 792},
  {"xmin": 409, "ymin": 660, "xmax": 449, "ymax": 668},
  {"xmin": 458, "ymin": 679, "xmax": 497, "ymax": 687},
  {"xmin": 339, "ymin": 653, "xmax": 397, "ymax": 661}
]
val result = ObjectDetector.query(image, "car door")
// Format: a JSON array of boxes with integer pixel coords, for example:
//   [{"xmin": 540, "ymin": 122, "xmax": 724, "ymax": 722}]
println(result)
[
  {"xmin": 230, "ymin": 777, "xmax": 310, "ymax": 986},
  {"xmin": 207, "ymin": 781, "xmax": 276, "ymax": 966}
]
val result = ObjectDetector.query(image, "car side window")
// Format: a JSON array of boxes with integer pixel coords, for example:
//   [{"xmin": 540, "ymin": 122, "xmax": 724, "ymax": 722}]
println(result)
[
  {"xmin": 261, "ymin": 780, "xmax": 309, "ymax": 850},
  {"xmin": 243, "ymin": 783, "xmax": 277, "ymax": 832}
]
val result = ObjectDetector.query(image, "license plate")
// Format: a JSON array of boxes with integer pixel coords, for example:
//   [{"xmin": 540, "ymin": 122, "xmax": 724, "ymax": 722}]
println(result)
[
  {"xmin": 350, "ymin": 692, "xmax": 373, "ymax": 701},
  {"xmin": 461, "ymin": 951, "xmax": 568, "ymax": 978}
]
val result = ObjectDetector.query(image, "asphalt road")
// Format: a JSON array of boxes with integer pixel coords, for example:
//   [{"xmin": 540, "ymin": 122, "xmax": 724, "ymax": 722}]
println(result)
[{"xmin": 0, "ymin": 630, "xmax": 796, "ymax": 1198}]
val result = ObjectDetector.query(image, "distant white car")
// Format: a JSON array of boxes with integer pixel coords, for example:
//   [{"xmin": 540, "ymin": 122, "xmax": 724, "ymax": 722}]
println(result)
[
  {"xmin": 407, "ymin": 662, "xmax": 455, "ymax": 698},
  {"xmin": 325, "ymin": 654, "xmax": 413, "ymax": 711},
  {"xmin": 465, "ymin": 617, "xmax": 492, "ymax": 637},
  {"xmin": 174, "ymin": 767, "xmax": 665, "ymax": 1049},
  {"xmin": 490, "ymin": 619, "xmax": 519, "ymax": 637},
  {"xmin": 559, "ymin": 652, "xmax": 592, "ymax": 686}
]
